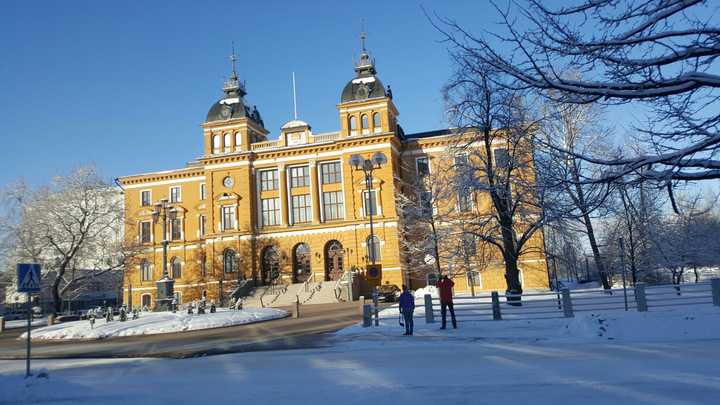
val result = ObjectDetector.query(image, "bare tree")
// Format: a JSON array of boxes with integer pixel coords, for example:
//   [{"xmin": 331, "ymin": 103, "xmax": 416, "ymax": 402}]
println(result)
[
  {"xmin": 431, "ymin": 0, "xmax": 720, "ymax": 189},
  {"xmin": 0, "ymin": 167, "xmax": 134, "ymax": 314},
  {"xmin": 540, "ymin": 100, "xmax": 616, "ymax": 288},
  {"xmin": 443, "ymin": 64, "xmax": 560, "ymax": 298}
]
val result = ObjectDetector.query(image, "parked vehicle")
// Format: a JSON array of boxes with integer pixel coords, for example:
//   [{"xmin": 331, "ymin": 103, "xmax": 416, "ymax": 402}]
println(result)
[{"xmin": 377, "ymin": 284, "xmax": 401, "ymax": 302}]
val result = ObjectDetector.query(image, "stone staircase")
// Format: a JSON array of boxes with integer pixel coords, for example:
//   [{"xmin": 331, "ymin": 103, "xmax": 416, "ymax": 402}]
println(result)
[{"xmin": 241, "ymin": 280, "xmax": 343, "ymax": 308}]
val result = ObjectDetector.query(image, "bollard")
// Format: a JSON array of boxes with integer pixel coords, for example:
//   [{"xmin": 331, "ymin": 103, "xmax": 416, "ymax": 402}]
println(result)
[
  {"xmin": 373, "ymin": 289, "xmax": 379, "ymax": 327},
  {"xmin": 712, "ymin": 278, "xmax": 720, "ymax": 307},
  {"xmin": 424, "ymin": 294, "xmax": 434, "ymax": 324},
  {"xmin": 635, "ymin": 282, "xmax": 648, "ymax": 312},
  {"xmin": 491, "ymin": 291, "xmax": 502, "ymax": 320},
  {"xmin": 362, "ymin": 304, "xmax": 372, "ymax": 327},
  {"xmin": 294, "ymin": 296, "xmax": 300, "ymax": 319},
  {"xmin": 0, "ymin": 316, "xmax": 4, "ymax": 333},
  {"xmin": 561, "ymin": 288, "xmax": 574, "ymax": 318},
  {"xmin": 359, "ymin": 296, "xmax": 365, "ymax": 313}
]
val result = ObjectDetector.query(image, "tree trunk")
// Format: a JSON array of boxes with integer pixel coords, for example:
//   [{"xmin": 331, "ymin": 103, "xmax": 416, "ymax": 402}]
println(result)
[
  {"xmin": 693, "ymin": 266, "xmax": 699, "ymax": 283},
  {"xmin": 51, "ymin": 276, "xmax": 62, "ymax": 315}
]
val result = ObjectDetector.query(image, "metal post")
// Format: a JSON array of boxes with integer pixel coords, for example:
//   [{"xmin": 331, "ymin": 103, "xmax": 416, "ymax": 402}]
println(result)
[
  {"xmin": 711, "ymin": 278, "xmax": 720, "ymax": 307},
  {"xmin": 619, "ymin": 237, "xmax": 629, "ymax": 311},
  {"xmin": 491, "ymin": 291, "xmax": 502, "ymax": 320},
  {"xmin": 635, "ymin": 282, "xmax": 647, "ymax": 312},
  {"xmin": 25, "ymin": 293, "xmax": 31, "ymax": 378},
  {"xmin": 561, "ymin": 288, "xmax": 574, "ymax": 318},
  {"xmin": 362, "ymin": 304, "xmax": 372, "ymax": 327},
  {"xmin": 424, "ymin": 294, "xmax": 434, "ymax": 323},
  {"xmin": 373, "ymin": 287, "xmax": 379, "ymax": 326},
  {"xmin": 346, "ymin": 267, "xmax": 353, "ymax": 302},
  {"xmin": 295, "ymin": 295, "xmax": 300, "ymax": 318},
  {"xmin": 366, "ymin": 173, "xmax": 376, "ymax": 266},
  {"xmin": 585, "ymin": 256, "xmax": 590, "ymax": 282}
]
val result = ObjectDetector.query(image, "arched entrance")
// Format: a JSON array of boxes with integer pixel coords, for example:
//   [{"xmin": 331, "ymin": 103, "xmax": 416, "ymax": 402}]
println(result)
[
  {"xmin": 324, "ymin": 240, "xmax": 344, "ymax": 281},
  {"xmin": 292, "ymin": 243, "xmax": 311, "ymax": 283},
  {"xmin": 261, "ymin": 246, "xmax": 280, "ymax": 285}
]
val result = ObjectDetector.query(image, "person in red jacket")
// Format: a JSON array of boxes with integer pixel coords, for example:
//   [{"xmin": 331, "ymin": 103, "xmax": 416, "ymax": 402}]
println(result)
[{"xmin": 437, "ymin": 275, "xmax": 457, "ymax": 329}]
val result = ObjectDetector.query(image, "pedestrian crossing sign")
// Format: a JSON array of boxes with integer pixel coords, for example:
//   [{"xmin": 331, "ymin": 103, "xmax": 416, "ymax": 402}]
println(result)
[{"xmin": 17, "ymin": 263, "xmax": 41, "ymax": 293}]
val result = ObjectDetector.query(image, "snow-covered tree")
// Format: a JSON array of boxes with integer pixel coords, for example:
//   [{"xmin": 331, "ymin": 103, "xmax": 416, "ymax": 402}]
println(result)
[
  {"xmin": 0, "ymin": 166, "xmax": 135, "ymax": 314},
  {"xmin": 432, "ymin": 0, "xmax": 720, "ymax": 189}
]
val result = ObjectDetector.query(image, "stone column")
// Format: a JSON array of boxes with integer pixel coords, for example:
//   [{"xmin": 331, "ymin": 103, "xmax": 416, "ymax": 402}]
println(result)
[
  {"xmin": 279, "ymin": 165, "xmax": 289, "ymax": 226},
  {"xmin": 310, "ymin": 161, "xmax": 321, "ymax": 224}
]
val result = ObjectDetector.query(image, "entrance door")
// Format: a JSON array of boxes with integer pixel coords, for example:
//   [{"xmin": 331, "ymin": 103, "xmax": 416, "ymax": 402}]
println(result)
[
  {"xmin": 324, "ymin": 240, "xmax": 344, "ymax": 281},
  {"xmin": 293, "ymin": 243, "xmax": 311, "ymax": 283},
  {"xmin": 261, "ymin": 246, "xmax": 280, "ymax": 285}
]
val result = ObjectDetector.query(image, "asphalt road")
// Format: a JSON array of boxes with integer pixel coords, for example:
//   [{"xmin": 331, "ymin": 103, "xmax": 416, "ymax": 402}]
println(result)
[{"xmin": 0, "ymin": 302, "xmax": 365, "ymax": 359}]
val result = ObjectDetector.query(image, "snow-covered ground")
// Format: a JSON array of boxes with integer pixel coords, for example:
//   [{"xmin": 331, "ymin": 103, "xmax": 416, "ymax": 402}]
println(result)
[
  {"xmin": 338, "ymin": 304, "xmax": 720, "ymax": 343},
  {"xmin": 4, "ymin": 318, "xmax": 48, "ymax": 330},
  {"xmin": 20, "ymin": 308, "xmax": 288, "ymax": 341},
  {"xmin": 1, "ymin": 335, "xmax": 719, "ymax": 404},
  {"xmin": 1, "ymin": 295, "xmax": 719, "ymax": 404}
]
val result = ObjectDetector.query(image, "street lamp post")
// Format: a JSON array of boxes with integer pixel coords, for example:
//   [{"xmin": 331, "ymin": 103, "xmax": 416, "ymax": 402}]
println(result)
[
  {"xmin": 349, "ymin": 152, "xmax": 387, "ymax": 298},
  {"xmin": 152, "ymin": 199, "xmax": 176, "ymax": 311}
]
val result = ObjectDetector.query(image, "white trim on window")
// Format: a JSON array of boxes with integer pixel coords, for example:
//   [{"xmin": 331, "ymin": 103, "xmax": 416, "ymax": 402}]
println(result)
[
  {"xmin": 140, "ymin": 189, "xmax": 152, "ymax": 207},
  {"xmin": 169, "ymin": 185, "xmax": 181, "ymax": 203},
  {"xmin": 360, "ymin": 189, "xmax": 381, "ymax": 217},
  {"xmin": 415, "ymin": 156, "xmax": 430, "ymax": 176}
]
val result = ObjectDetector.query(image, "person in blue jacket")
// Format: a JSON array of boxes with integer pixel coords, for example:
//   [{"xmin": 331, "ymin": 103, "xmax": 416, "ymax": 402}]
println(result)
[{"xmin": 398, "ymin": 285, "xmax": 415, "ymax": 336}]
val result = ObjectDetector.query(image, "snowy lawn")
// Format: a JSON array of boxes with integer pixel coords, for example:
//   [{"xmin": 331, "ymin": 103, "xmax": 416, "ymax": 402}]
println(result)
[
  {"xmin": 337, "ymin": 303, "xmax": 720, "ymax": 344},
  {"xmin": 4, "ymin": 318, "xmax": 48, "ymax": 330},
  {"xmin": 20, "ymin": 308, "xmax": 288, "ymax": 341}
]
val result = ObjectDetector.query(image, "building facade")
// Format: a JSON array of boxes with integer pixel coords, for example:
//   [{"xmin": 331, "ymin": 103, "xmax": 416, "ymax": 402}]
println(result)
[{"xmin": 119, "ymin": 41, "xmax": 549, "ymax": 308}]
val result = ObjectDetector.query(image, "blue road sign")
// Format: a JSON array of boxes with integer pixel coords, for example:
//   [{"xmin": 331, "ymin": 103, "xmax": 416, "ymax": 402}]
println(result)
[{"xmin": 16, "ymin": 263, "xmax": 41, "ymax": 293}]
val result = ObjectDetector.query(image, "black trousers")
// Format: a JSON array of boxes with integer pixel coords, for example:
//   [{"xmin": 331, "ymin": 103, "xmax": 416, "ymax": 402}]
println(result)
[
  {"xmin": 441, "ymin": 302, "xmax": 457, "ymax": 328},
  {"xmin": 402, "ymin": 310, "xmax": 414, "ymax": 335}
]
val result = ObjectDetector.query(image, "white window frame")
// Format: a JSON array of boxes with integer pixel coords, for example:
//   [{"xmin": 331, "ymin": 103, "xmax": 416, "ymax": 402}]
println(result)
[
  {"xmin": 199, "ymin": 214, "xmax": 207, "ymax": 237},
  {"xmin": 170, "ymin": 217, "xmax": 183, "ymax": 240},
  {"xmin": 224, "ymin": 133, "xmax": 232, "ymax": 153},
  {"xmin": 366, "ymin": 235, "xmax": 382, "ymax": 262},
  {"xmin": 258, "ymin": 169, "xmax": 279, "ymax": 191},
  {"xmin": 220, "ymin": 205, "xmax": 237, "ymax": 231},
  {"xmin": 322, "ymin": 190, "xmax": 345, "ymax": 221},
  {"xmin": 235, "ymin": 132, "xmax": 242, "ymax": 151},
  {"xmin": 349, "ymin": 116, "xmax": 358, "ymax": 136},
  {"xmin": 372, "ymin": 112, "xmax": 381, "ymax": 133},
  {"xmin": 320, "ymin": 161, "xmax": 342, "ymax": 185},
  {"xmin": 289, "ymin": 165, "xmax": 310, "ymax": 188},
  {"xmin": 291, "ymin": 194, "xmax": 312, "ymax": 224},
  {"xmin": 361, "ymin": 114, "xmax": 370, "ymax": 135},
  {"xmin": 169, "ymin": 186, "xmax": 181, "ymax": 203},
  {"xmin": 140, "ymin": 189, "xmax": 152, "ymax": 207},
  {"xmin": 140, "ymin": 261, "xmax": 153, "ymax": 282},
  {"xmin": 260, "ymin": 197, "xmax": 281, "ymax": 227},
  {"xmin": 415, "ymin": 156, "xmax": 430, "ymax": 177},
  {"xmin": 361, "ymin": 189, "xmax": 381, "ymax": 217},
  {"xmin": 139, "ymin": 220, "xmax": 152, "ymax": 244},
  {"xmin": 212, "ymin": 135, "xmax": 221, "ymax": 154}
]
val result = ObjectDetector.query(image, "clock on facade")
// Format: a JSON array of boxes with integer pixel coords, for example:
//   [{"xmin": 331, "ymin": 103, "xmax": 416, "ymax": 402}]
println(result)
[{"xmin": 223, "ymin": 176, "xmax": 234, "ymax": 188}]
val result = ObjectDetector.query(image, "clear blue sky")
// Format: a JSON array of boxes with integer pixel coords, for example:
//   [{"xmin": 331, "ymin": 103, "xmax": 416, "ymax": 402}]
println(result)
[{"xmin": 1, "ymin": 1, "xmax": 506, "ymax": 187}]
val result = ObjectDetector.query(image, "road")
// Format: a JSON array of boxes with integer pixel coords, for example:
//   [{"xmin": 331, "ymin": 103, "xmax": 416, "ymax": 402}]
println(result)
[{"xmin": 0, "ymin": 302, "xmax": 364, "ymax": 359}]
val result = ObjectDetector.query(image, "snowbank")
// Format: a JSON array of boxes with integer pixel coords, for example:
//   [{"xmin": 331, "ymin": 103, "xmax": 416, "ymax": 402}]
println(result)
[
  {"xmin": 336, "ymin": 304, "xmax": 720, "ymax": 344},
  {"xmin": 21, "ymin": 308, "xmax": 287, "ymax": 341},
  {"xmin": 413, "ymin": 285, "xmax": 438, "ymax": 300}
]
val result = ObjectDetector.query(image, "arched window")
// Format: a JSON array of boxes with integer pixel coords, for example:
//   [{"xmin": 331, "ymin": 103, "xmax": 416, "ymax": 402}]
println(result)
[
  {"xmin": 235, "ymin": 132, "xmax": 242, "ymax": 151},
  {"xmin": 224, "ymin": 133, "xmax": 232, "ymax": 152},
  {"xmin": 141, "ymin": 294, "xmax": 151, "ymax": 309},
  {"xmin": 261, "ymin": 246, "xmax": 280, "ymax": 285},
  {"xmin": 223, "ymin": 249, "xmax": 236, "ymax": 273},
  {"xmin": 170, "ymin": 257, "xmax": 182, "ymax": 279},
  {"xmin": 361, "ymin": 114, "xmax": 369, "ymax": 134},
  {"xmin": 292, "ymin": 243, "xmax": 311, "ymax": 283},
  {"xmin": 349, "ymin": 116, "xmax": 357, "ymax": 135},
  {"xmin": 367, "ymin": 235, "xmax": 381, "ymax": 263},
  {"xmin": 373, "ymin": 113, "xmax": 381, "ymax": 133},
  {"xmin": 140, "ymin": 260, "xmax": 152, "ymax": 282},
  {"xmin": 324, "ymin": 240, "xmax": 344, "ymax": 281},
  {"xmin": 212, "ymin": 135, "xmax": 221, "ymax": 153}
]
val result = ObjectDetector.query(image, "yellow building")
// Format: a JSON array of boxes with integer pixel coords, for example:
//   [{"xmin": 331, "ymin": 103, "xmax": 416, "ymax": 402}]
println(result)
[{"xmin": 118, "ymin": 41, "xmax": 549, "ymax": 308}]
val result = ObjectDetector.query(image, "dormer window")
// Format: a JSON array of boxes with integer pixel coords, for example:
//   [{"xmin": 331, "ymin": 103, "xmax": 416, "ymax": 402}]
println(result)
[
  {"xmin": 349, "ymin": 116, "xmax": 357, "ymax": 136},
  {"xmin": 373, "ymin": 113, "xmax": 381, "ymax": 133},
  {"xmin": 361, "ymin": 114, "xmax": 369, "ymax": 135}
]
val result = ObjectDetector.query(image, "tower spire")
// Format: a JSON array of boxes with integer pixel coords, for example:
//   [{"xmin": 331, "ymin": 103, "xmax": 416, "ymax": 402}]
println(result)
[
  {"xmin": 223, "ymin": 42, "xmax": 246, "ymax": 96},
  {"xmin": 355, "ymin": 22, "xmax": 375, "ymax": 76}
]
